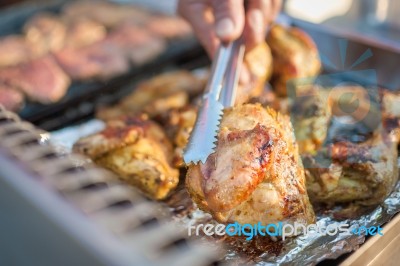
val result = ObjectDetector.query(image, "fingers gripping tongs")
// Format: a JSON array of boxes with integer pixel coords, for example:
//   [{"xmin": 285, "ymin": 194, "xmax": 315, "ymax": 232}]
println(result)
[{"xmin": 183, "ymin": 39, "xmax": 245, "ymax": 165}]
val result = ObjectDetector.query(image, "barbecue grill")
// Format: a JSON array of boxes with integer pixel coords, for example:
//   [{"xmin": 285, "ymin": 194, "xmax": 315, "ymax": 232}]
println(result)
[{"xmin": 2, "ymin": 1, "xmax": 400, "ymax": 265}]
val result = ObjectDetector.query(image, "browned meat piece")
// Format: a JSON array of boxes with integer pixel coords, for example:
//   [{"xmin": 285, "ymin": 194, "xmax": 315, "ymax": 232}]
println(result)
[
  {"xmin": 0, "ymin": 35, "xmax": 40, "ymax": 68},
  {"xmin": 24, "ymin": 12, "xmax": 67, "ymax": 54},
  {"xmin": 73, "ymin": 115, "xmax": 179, "ymax": 200},
  {"xmin": 0, "ymin": 84, "xmax": 24, "ymax": 111},
  {"xmin": 304, "ymin": 131, "xmax": 398, "ymax": 207},
  {"xmin": 102, "ymin": 23, "xmax": 166, "ymax": 65},
  {"xmin": 381, "ymin": 89, "xmax": 400, "ymax": 143},
  {"xmin": 54, "ymin": 43, "xmax": 130, "ymax": 80},
  {"xmin": 62, "ymin": 17, "xmax": 107, "ymax": 48},
  {"xmin": 97, "ymin": 70, "xmax": 205, "ymax": 120},
  {"xmin": 63, "ymin": 0, "xmax": 151, "ymax": 28},
  {"xmin": 0, "ymin": 55, "xmax": 70, "ymax": 104},
  {"xmin": 186, "ymin": 104, "xmax": 315, "ymax": 226},
  {"xmin": 290, "ymin": 85, "xmax": 399, "ymax": 212},
  {"xmin": 266, "ymin": 24, "xmax": 321, "ymax": 96},
  {"xmin": 146, "ymin": 15, "xmax": 192, "ymax": 39},
  {"xmin": 158, "ymin": 106, "xmax": 198, "ymax": 167},
  {"xmin": 236, "ymin": 42, "xmax": 273, "ymax": 105}
]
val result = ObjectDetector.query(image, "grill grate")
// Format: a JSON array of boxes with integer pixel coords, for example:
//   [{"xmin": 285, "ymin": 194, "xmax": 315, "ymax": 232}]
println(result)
[{"xmin": 0, "ymin": 105, "xmax": 224, "ymax": 266}]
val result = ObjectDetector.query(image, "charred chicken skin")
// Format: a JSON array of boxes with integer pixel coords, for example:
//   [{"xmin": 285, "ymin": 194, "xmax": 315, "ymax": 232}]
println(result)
[
  {"xmin": 304, "ymin": 132, "xmax": 398, "ymax": 207},
  {"xmin": 186, "ymin": 104, "xmax": 315, "ymax": 226},
  {"xmin": 73, "ymin": 115, "xmax": 179, "ymax": 200},
  {"xmin": 290, "ymin": 85, "xmax": 400, "ymax": 208}
]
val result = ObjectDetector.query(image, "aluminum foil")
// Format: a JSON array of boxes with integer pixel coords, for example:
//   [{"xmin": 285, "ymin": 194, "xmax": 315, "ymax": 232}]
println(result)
[{"xmin": 51, "ymin": 120, "xmax": 400, "ymax": 266}]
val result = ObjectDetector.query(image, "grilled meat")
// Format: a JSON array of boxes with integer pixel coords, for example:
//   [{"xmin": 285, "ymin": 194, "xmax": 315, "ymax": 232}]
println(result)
[
  {"xmin": 267, "ymin": 24, "xmax": 321, "ymax": 96},
  {"xmin": 54, "ymin": 42, "xmax": 130, "ymax": 80},
  {"xmin": 159, "ymin": 106, "xmax": 198, "ymax": 168},
  {"xmin": 0, "ymin": 55, "xmax": 70, "ymax": 104},
  {"xmin": 102, "ymin": 23, "xmax": 166, "ymax": 65},
  {"xmin": 147, "ymin": 15, "xmax": 192, "ymax": 39},
  {"xmin": 236, "ymin": 42, "xmax": 273, "ymax": 105},
  {"xmin": 290, "ymin": 85, "xmax": 400, "ymax": 208},
  {"xmin": 24, "ymin": 12, "xmax": 67, "ymax": 54},
  {"xmin": 63, "ymin": 17, "xmax": 107, "ymax": 49},
  {"xmin": 304, "ymin": 131, "xmax": 398, "ymax": 207},
  {"xmin": 290, "ymin": 84, "xmax": 331, "ymax": 155},
  {"xmin": 73, "ymin": 115, "xmax": 179, "ymax": 200},
  {"xmin": 63, "ymin": 0, "xmax": 151, "ymax": 28},
  {"xmin": 186, "ymin": 104, "xmax": 315, "ymax": 226},
  {"xmin": 0, "ymin": 84, "xmax": 24, "ymax": 111},
  {"xmin": 381, "ymin": 89, "xmax": 400, "ymax": 143},
  {"xmin": 0, "ymin": 35, "xmax": 40, "ymax": 68},
  {"xmin": 96, "ymin": 70, "xmax": 205, "ymax": 120}
]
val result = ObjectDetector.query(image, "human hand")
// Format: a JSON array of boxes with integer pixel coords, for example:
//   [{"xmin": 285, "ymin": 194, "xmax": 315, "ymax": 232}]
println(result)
[
  {"xmin": 178, "ymin": 0, "xmax": 281, "ymax": 56},
  {"xmin": 178, "ymin": 0, "xmax": 281, "ymax": 83}
]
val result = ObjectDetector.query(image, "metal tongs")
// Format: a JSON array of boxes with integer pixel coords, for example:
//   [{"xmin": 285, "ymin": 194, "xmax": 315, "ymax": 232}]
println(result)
[{"xmin": 183, "ymin": 39, "xmax": 245, "ymax": 164}]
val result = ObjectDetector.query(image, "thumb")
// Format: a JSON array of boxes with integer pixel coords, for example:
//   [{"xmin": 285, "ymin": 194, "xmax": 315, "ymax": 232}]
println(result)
[{"xmin": 212, "ymin": 0, "xmax": 245, "ymax": 42}]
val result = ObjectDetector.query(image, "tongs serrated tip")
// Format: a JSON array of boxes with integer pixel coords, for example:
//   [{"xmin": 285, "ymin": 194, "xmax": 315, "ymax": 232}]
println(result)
[
  {"xmin": 183, "ymin": 39, "xmax": 245, "ymax": 165},
  {"xmin": 183, "ymin": 100, "xmax": 224, "ymax": 165}
]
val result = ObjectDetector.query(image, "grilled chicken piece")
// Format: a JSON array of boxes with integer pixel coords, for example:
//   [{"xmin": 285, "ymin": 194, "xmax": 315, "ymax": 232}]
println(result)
[
  {"xmin": 0, "ymin": 55, "xmax": 70, "ymax": 104},
  {"xmin": 0, "ymin": 35, "xmax": 40, "ymax": 68},
  {"xmin": 304, "ymin": 131, "xmax": 398, "ymax": 207},
  {"xmin": 236, "ymin": 42, "xmax": 273, "ymax": 105},
  {"xmin": 102, "ymin": 23, "xmax": 166, "ymax": 65},
  {"xmin": 24, "ymin": 12, "xmax": 67, "ymax": 54},
  {"xmin": 73, "ymin": 115, "xmax": 179, "ymax": 200},
  {"xmin": 267, "ymin": 24, "xmax": 321, "ymax": 96},
  {"xmin": 290, "ymin": 84, "xmax": 331, "ymax": 154},
  {"xmin": 97, "ymin": 70, "xmax": 205, "ymax": 120},
  {"xmin": 381, "ymin": 90, "xmax": 400, "ymax": 143},
  {"xmin": 0, "ymin": 84, "xmax": 24, "ymax": 111},
  {"xmin": 63, "ymin": 0, "xmax": 151, "ymax": 28},
  {"xmin": 147, "ymin": 15, "xmax": 192, "ymax": 39},
  {"xmin": 186, "ymin": 104, "xmax": 315, "ymax": 226},
  {"xmin": 159, "ymin": 106, "xmax": 198, "ymax": 167},
  {"xmin": 54, "ymin": 42, "xmax": 130, "ymax": 80},
  {"xmin": 63, "ymin": 17, "xmax": 106, "ymax": 48},
  {"xmin": 291, "ymin": 85, "xmax": 400, "ymax": 208}
]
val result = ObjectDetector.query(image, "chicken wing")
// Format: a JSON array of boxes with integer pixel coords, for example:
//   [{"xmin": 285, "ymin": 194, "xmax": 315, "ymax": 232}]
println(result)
[
  {"xmin": 267, "ymin": 24, "xmax": 321, "ymax": 96},
  {"xmin": 186, "ymin": 104, "xmax": 315, "ymax": 226},
  {"xmin": 73, "ymin": 115, "xmax": 179, "ymax": 200}
]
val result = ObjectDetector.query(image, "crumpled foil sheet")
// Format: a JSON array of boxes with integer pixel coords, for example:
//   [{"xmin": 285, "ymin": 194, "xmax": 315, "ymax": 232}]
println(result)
[{"xmin": 51, "ymin": 120, "xmax": 400, "ymax": 266}]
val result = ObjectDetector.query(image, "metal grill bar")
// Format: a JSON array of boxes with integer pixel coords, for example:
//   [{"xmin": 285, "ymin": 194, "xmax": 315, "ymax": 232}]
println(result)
[{"xmin": 0, "ymin": 105, "xmax": 223, "ymax": 266}]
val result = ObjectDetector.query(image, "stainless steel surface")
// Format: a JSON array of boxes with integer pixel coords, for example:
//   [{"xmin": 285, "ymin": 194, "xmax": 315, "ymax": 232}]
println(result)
[
  {"xmin": 0, "ymin": 105, "xmax": 221, "ymax": 266},
  {"xmin": 220, "ymin": 40, "xmax": 245, "ymax": 107},
  {"xmin": 184, "ymin": 41, "xmax": 242, "ymax": 164},
  {"xmin": 284, "ymin": 0, "xmax": 400, "ymax": 52},
  {"xmin": 288, "ymin": 16, "xmax": 400, "ymax": 90}
]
